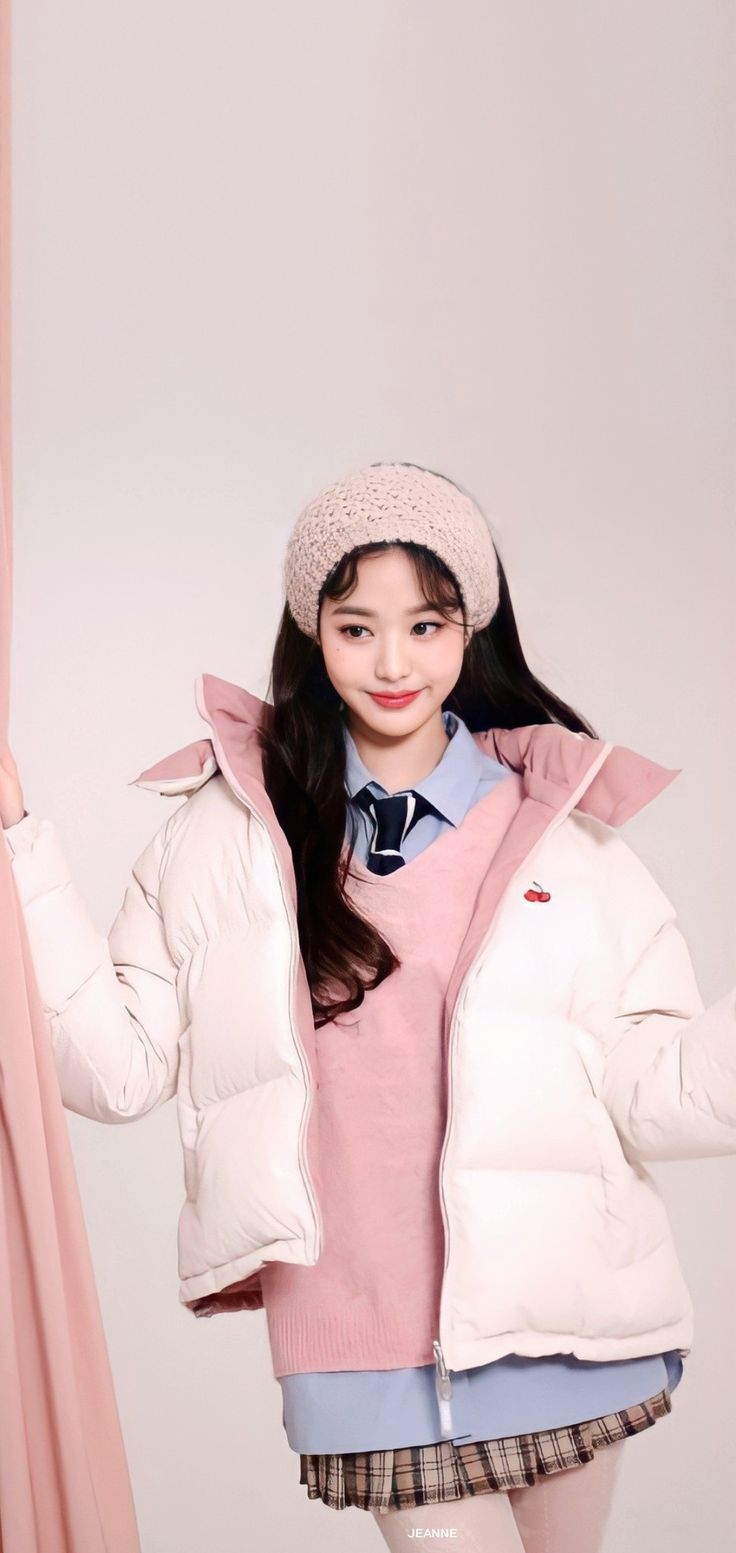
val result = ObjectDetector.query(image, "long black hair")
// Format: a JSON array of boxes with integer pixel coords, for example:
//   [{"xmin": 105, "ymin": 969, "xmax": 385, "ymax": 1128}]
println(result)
[{"xmin": 259, "ymin": 462, "xmax": 598, "ymax": 1028}]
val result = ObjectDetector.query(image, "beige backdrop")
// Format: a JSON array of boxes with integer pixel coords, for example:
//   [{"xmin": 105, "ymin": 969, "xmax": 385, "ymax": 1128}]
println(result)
[{"xmin": 8, "ymin": 2, "xmax": 735, "ymax": 1549}]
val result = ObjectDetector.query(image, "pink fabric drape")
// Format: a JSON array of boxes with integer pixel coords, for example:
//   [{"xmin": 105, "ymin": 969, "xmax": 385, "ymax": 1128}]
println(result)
[{"xmin": 0, "ymin": 8, "xmax": 142, "ymax": 1547}]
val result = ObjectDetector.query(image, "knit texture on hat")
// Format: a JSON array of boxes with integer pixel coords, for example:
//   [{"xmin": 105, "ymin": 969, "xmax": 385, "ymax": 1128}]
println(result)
[{"xmin": 283, "ymin": 463, "xmax": 499, "ymax": 639}]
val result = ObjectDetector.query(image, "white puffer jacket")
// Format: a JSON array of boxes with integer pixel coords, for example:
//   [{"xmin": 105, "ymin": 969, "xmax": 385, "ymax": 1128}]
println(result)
[{"xmin": 4, "ymin": 672, "xmax": 735, "ymax": 1374}]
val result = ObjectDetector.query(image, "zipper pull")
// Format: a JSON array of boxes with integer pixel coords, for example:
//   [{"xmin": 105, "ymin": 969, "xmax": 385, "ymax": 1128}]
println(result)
[{"xmin": 432, "ymin": 1339, "xmax": 454, "ymax": 1438}]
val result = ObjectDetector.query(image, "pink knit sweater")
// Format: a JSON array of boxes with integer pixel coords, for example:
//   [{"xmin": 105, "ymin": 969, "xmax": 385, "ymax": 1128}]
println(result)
[{"xmin": 260, "ymin": 771, "xmax": 525, "ymax": 1377}]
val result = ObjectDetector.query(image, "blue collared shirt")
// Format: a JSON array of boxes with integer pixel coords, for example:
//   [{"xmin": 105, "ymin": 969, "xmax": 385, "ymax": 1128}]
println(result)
[
  {"xmin": 343, "ymin": 708, "xmax": 510, "ymax": 863},
  {"xmin": 278, "ymin": 710, "xmax": 683, "ymax": 1453}
]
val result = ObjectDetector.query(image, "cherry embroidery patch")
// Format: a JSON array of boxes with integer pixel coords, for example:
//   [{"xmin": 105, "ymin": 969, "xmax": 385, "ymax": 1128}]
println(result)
[{"xmin": 524, "ymin": 879, "xmax": 551, "ymax": 903}]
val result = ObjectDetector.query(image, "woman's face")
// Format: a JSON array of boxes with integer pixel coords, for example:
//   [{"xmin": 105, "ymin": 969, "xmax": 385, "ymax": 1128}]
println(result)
[{"xmin": 318, "ymin": 546, "xmax": 470, "ymax": 741}]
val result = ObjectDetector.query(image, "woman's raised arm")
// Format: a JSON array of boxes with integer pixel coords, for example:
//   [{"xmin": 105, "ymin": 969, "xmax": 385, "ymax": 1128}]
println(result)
[{"xmin": 3, "ymin": 805, "xmax": 187, "ymax": 1124}]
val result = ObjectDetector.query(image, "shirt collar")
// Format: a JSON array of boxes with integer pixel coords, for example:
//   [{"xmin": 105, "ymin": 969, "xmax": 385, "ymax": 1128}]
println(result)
[{"xmin": 343, "ymin": 709, "xmax": 490, "ymax": 827}]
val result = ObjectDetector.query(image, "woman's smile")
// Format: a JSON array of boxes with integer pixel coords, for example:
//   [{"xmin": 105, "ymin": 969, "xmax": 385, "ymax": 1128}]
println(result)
[{"xmin": 368, "ymin": 689, "xmax": 424, "ymax": 708}]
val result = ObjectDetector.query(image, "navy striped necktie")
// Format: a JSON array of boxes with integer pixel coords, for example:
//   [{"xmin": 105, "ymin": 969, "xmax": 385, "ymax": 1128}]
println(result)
[{"xmin": 352, "ymin": 785, "xmax": 439, "ymax": 875}]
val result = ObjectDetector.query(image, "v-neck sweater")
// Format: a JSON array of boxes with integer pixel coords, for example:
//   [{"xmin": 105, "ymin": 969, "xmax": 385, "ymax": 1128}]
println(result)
[{"xmin": 260, "ymin": 768, "xmax": 527, "ymax": 1375}]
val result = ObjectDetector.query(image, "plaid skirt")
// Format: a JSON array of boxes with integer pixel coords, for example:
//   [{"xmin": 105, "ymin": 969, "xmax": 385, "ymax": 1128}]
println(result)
[{"xmin": 298, "ymin": 1384, "xmax": 672, "ymax": 1513}]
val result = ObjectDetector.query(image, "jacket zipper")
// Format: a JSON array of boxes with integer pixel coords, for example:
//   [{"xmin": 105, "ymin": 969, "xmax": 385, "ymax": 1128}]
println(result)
[
  {"xmin": 194, "ymin": 699, "xmax": 324, "ymax": 1264},
  {"xmin": 276, "ymin": 842, "xmax": 324, "ymax": 1263},
  {"xmin": 432, "ymin": 1339, "xmax": 455, "ymax": 1436},
  {"xmin": 435, "ymin": 739, "xmax": 613, "ymax": 1375}
]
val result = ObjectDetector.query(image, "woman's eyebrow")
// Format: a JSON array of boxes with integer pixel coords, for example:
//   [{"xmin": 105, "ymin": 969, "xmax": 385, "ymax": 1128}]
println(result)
[{"xmin": 329, "ymin": 604, "xmax": 441, "ymax": 617}]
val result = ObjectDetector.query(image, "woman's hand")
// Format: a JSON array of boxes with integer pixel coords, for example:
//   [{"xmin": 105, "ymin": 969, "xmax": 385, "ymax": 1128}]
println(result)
[{"xmin": 0, "ymin": 741, "xmax": 26, "ymax": 828}]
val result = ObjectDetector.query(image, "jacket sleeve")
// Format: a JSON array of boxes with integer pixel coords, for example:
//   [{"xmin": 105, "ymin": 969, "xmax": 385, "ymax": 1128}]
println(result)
[
  {"xmin": 2, "ymin": 806, "xmax": 187, "ymax": 1124},
  {"xmin": 600, "ymin": 844, "xmax": 736, "ymax": 1161}
]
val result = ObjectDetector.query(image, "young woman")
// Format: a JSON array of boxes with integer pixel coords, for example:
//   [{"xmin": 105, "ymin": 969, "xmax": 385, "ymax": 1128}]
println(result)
[{"xmin": 2, "ymin": 461, "xmax": 735, "ymax": 1553}]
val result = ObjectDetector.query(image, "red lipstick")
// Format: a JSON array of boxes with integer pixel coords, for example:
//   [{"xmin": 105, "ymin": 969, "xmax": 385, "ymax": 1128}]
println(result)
[{"xmin": 368, "ymin": 690, "xmax": 422, "ymax": 708}]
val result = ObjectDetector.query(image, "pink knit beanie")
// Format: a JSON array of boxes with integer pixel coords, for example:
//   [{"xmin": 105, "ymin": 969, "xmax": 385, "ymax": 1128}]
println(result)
[{"xmin": 283, "ymin": 462, "xmax": 500, "ymax": 640}]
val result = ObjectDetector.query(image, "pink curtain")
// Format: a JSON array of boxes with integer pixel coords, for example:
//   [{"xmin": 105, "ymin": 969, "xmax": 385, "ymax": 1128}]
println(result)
[{"xmin": 0, "ymin": 7, "xmax": 142, "ymax": 1548}]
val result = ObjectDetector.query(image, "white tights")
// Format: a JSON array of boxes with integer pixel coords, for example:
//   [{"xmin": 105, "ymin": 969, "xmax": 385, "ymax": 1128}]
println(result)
[{"xmin": 370, "ymin": 1438, "xmax": 626, "ymax": 1552}]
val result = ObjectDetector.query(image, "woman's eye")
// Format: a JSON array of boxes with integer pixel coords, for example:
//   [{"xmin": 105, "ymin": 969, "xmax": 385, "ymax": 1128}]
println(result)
[{"xmin": 412, "ymin": 621, "xmax": 442, "ymax": 637}]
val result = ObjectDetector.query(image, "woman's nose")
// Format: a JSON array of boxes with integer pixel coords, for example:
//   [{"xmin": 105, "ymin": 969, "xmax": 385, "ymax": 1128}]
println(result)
[{"xmin": 374, "ymin": 642, "xmax": 413, "ymax": 678}]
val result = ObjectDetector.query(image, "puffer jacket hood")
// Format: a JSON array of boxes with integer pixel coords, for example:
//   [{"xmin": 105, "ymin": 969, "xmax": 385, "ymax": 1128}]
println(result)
[{"xmin": 133, "ymin": 670, "xmax": 683, "ymax": 851}]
